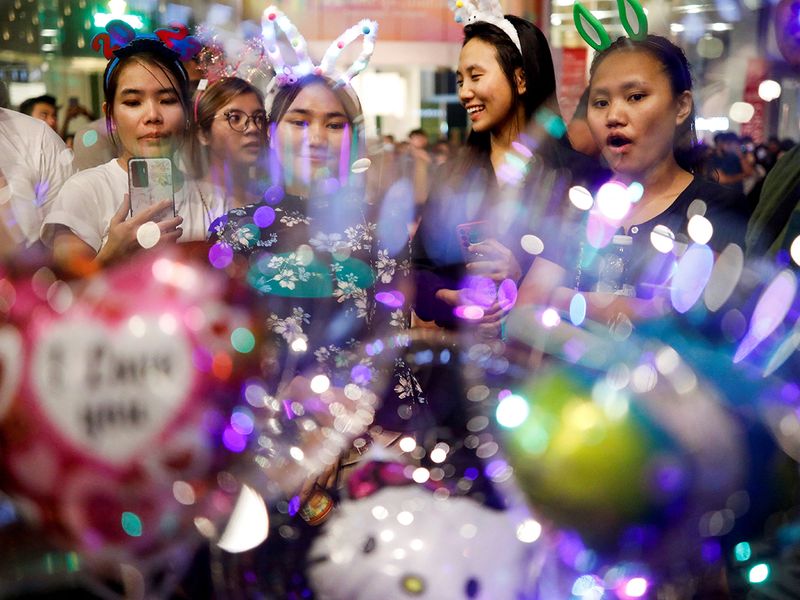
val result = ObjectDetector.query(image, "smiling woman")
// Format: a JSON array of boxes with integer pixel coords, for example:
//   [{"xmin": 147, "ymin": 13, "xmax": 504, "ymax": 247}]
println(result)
[
  {"xmin": 412, "ymin": 8, "xmax": 601, "ymax": 334},
  {"xmin": 40, "ymin": 35, "xmax": 222, "ymax": 271}
]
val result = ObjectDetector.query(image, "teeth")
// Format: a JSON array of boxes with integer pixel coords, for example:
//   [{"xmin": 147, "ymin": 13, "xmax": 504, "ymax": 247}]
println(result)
[{"xmin": 467, "ymin": 106, "xmax": 484, "ymax": 115}]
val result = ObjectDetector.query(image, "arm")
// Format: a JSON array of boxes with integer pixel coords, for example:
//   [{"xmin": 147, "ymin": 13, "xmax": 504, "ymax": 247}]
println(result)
[{"xmin": 516, "ymin": 255, "xmax": 668, "ymax": 324}]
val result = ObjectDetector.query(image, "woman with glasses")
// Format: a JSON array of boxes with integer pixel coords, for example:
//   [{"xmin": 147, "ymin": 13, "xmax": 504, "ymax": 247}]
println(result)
[
  {"xmin": 41, "ymin": 35, "xmax": 217, "ymax": 268},
  {"xmin": 190, "ymin": 77, "xmax": 268, "ymax": 212}
]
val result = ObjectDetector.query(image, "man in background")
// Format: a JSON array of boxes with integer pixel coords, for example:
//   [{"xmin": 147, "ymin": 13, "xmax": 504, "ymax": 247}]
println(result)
[{"xmin": 19, "ymin": 94, "xmax": 58, "ymax": 132}]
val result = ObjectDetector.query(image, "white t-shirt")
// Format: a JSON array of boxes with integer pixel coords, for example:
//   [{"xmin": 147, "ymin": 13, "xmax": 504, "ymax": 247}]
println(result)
[
  {"xmin": 41, "ymin": 159, "xmax": 225, "ymax": 252},
  {"xmin": 0, "ymin": 108, "xmax": 74, "ymax": 246}
]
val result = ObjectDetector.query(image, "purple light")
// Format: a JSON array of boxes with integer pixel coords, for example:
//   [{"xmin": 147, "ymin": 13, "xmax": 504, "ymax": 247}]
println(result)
[
  {"xmin": 498, "ymin": 278, "xmax": 518, "ymax": 308},
  {"xmin": 263, "ymin": 184, "xmax": 284, "ymax": 205},
  {"xmin": 464, "ymin": 467, "xmax": 479, "ymax": 480},
  {"xmin": 484, "ymin": 459, "xmax": 508, "ymax": 479},
  {"xmin": 461, "ymin": 276, "xmax": 497, "ymax": 307},
  {"xmin": 586, "ymin": 210, "xmax": 617, "ymax": 249},
  {"xmin": 556, "ymin": 530, "xmax": 585, "ymax": 569},
  {"xmin": 208, "ymin": 242, "xmax": 233, "ymax": 269},
  {"xmin": 253, "ymin": 205, "xmax": 276, "ymax": 228},
  {"xmin": 622, "ymin": 577, "xmax": 649, "ymax": 598},
  {"xmin": 192, "ymin": 347, "xmax": 213, "ymax": 372},
  {"xmin": 454, "ymin": 305, "xmax": 485, "ymax": 320},
  {"xmin": 375, "ymin": 290, "xmax": 405, "ymax": 308},
  {"xmin": 222, "ymin": 427, "xmax": 247, "ymax": 452},
  {"xmin": 702, "ymin": 539, "xmax": 722, "ymax": 564},
  {"xmin": 781, "ymin": 383, "xmax": 800, "ymax": 403},
  {"xmin": 351, "ymin": 364, "xmax": 372, "ymax": 384},
  {"xmin": 231, "ymin": 409, "xmax": 255, "ymax": 435},
  {"xmin": 288, "ymin": 495, "xmax": 301, "ymax": 516}
]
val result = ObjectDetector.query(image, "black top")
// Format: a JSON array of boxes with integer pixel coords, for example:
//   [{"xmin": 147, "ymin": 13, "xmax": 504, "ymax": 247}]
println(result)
[
  {"xmin": 412, "ymin": 135, "xmax": 609, "ymax": 328},
  {"xmin": 562, "ymin": 177, "xmax": 747, "ymax": 297}
]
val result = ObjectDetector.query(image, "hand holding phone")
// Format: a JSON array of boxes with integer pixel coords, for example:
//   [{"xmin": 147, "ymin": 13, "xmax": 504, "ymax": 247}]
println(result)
[{"xmin": 128, "ymin": 158, "xmax": 175, "ymax": 223}]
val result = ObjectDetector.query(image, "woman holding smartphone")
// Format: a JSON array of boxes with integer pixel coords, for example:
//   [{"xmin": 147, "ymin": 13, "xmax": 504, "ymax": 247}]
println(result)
[
  {"xmin": 190, "ymin": 77, "xmax": 268, "ymax": 211},
  {"xmin": 41, "ymin": 34, "xmax": 218, "ymax": 269},
  {"xmin": 412, "ymin": 9, "xmax": 599, "ymax": 334}
]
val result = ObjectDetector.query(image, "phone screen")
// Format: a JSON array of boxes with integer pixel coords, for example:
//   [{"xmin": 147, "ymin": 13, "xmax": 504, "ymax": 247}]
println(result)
[{"xmin": 128, "ymin": 158, "xmax": 175, "ymax": 221}]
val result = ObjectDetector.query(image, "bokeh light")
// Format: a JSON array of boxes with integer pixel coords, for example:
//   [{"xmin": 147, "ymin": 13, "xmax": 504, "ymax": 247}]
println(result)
[
  {"xmin": 496, "ymin": 394, "xmax": 529, "ymax": 428},
  {"xmin": 136, "ymin": 221, "xmax": 161, "ymax": 249},
  {"xmin": 596, "ymin": 181, "xmax": 631, "ymax": 221},
  {"xmin": 569, "ymin": 185, "xmax": 594, "ymax": 211},
  {"xmin": 758, "ymin": 79, "xmax": 781, "ymax": 102},
  {"xmin": 729, "ymin": 102, "xmax": 755, "ymax": 123},
  {"xmin": 748, "ymin": 563, "xmax": 770, "ymax": 584}
]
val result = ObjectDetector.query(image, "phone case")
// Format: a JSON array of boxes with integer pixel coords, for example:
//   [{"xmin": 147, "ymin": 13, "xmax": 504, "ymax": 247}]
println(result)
[
  {"xmin": 456, "ymin": 221, "xmax": 488, "ymax": 260},
  {"xmin": 128, "ymin": 158, "xmax": 175, "ymax": 222}
]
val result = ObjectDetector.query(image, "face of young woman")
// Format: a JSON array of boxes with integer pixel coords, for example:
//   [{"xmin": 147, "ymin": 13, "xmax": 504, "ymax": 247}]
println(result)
[
  {"xmin": 587, "ymin": 50, "xmax": 691, "ymax": 179},
  {"xmin": 109, "ymin": 60, "xmax": 186, "ymax": 164},
  {"xmin": 273, "ymin": 82, "xmax": 351, "ymax": 183},
  {"xmin": 457, "ymin": 38, "xmax": 523, "ymax": 137},
  {"xmin": 204, "ymin": 92, "xmax": 266, "ymax": 171}
]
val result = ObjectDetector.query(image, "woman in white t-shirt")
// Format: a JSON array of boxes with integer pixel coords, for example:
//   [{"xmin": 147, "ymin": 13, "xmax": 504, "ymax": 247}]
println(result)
[{"xmin": 42, "ymin": 35, "xmax": 217, "ymax": 267}]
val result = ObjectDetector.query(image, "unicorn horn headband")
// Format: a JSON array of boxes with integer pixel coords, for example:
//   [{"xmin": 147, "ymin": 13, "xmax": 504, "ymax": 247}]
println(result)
[
  {"xmin": 261, "ymin": 5, "xmax": 378, "ymax": 89},
  {"xmin": 573, "ymin": 0, "xmax": 648, "ymax": 52},
  {"xmin": 447, "ymin": 0, "xmax": 522, "ymax": 55}
]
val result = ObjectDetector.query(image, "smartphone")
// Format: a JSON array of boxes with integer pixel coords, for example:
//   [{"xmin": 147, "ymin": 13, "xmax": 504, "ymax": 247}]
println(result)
[
  {"xmin": 128, "ymin": 158, "xmax": 175, "ymax": 222},
  {"xmin": 456, "ymin": 220, "xmax": 488, "ymax": 260},
  {"xmin": 68, "ymin": 96, "xmax": 78, "ymax": 108}
]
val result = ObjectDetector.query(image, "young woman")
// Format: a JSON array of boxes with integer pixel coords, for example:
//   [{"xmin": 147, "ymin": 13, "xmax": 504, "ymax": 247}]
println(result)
[
  {"xmin": 412, "ymin": 15, "xmax": 598, "ymax": 334},
  {"xmin": 190, "ymin": 77, "xmax": 268, "ymax": 210},
  {"xmin": 517, "ymin": 35, "xmax": 746, "ymax": 321},
  {"xmin": 41, "ymin": 37, "xmax": 218, "ymax": 268},
  {"xmin": 209, "ymin": 71, "xmax": 422, "ymax": 438}
]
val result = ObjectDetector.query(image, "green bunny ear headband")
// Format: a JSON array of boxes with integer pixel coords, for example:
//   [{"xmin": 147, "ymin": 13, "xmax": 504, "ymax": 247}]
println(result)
[{"xmin": 573, "ymin": 0, "xmax": 648, "ymax": 52}]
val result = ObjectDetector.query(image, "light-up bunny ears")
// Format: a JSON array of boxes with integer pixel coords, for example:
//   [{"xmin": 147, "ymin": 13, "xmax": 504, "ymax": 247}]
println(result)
[
  {"xmin": 261, "ymin": 5, "xmax": 378, "ymax": 88},
  {"xmin": 573, "ymin": 0, "xmax": 648, "ymax": 52},
  {"xmin": 447, "ymin": 0, "xmax": 522, "ymax": 55}
]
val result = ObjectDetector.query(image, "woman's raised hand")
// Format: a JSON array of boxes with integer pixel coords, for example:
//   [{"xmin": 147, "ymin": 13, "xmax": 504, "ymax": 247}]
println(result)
[{"xmin": 95, "ymin": 194, "xmax": 183, "ymax": 266}]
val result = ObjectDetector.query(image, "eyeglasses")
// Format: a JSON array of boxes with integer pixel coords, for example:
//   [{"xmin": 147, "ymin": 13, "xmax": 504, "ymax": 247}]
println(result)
[{"xmin": 217, "ymin": 109, "xmax": 268, "ymax": 133}]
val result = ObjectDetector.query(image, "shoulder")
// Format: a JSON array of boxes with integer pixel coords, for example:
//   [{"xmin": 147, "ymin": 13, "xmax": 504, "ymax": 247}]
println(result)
[
  {"xmin": 0, "ymin": 108, "xmax": 64, "ymax": 153},
  {"xmin": 59, "ymin": 160, "xmax": 125, "ymax": 204},
  {"xmin": 683, "ymin": 177, "xmax": 744, "ymax": 206}
]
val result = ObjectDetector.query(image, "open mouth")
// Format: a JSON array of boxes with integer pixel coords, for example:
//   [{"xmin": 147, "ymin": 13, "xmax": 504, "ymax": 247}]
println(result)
[
  {"xmin": 607, "ymin": 133, "xmax": 632, "ymax": 151},
  {"xmin": 466, "ymin": 105, "xmax": 485, "ymax": 117}
]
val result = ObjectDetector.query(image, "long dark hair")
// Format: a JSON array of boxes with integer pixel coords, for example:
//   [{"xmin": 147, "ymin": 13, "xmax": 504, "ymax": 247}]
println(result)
[
  {"xmin": 462, "ymin": 16, "xmax": 560, "ymax": 157},
  {"xmin": 103, "ymin": 40, "xmax": 191, "ymax": 150},
  {"xmin": 589, "ymin": 35, "xmax": 698, "ymax": 173}
]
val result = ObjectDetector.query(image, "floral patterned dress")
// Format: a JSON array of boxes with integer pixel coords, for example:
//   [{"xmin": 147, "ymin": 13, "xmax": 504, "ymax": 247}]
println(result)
[{"xmin": 208, "ymin": 188, "xmax": 424, "ymax": 428}]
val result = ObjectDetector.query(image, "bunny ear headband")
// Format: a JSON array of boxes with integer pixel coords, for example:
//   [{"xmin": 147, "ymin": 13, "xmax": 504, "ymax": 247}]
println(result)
[
  {"xmin": 447, "ymin": 0, "xmax": 522, "ymax": 55},
  {"xmin": 260, "ymin": 5, "xmax": 378, "ymax": 108},
  {"xmin": 91, "ymin": 20, "xmax": 202, "ymax": 89},
  {"xmin": 573, "ymin": 0, "xmax": 648, "ymax": 52}
]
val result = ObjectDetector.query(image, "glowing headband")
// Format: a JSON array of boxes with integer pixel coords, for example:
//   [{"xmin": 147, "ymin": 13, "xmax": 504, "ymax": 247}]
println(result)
[
  {"xmin": 261, "ymin": 5, "xmax": 377, "ymax": 97},
  {"xmin": 573, "ymin": 0, "xmax": 648, "ymax": 52},
  {"xmin": 447, "ymin": 0, "xmax": 522, "ymax": 55}
]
